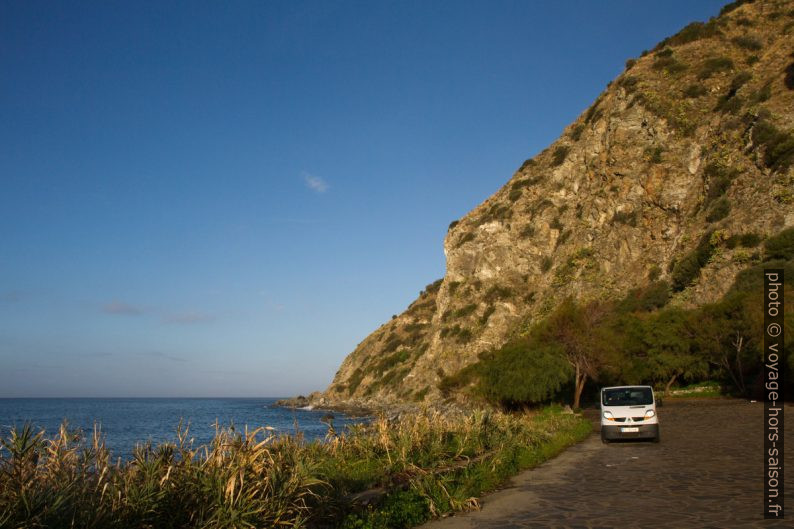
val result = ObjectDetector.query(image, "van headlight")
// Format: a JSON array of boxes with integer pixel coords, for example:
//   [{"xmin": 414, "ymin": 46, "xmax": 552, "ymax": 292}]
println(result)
[
  {"xmin": 644, "ymin": 410, "xmax": 656, "ymax": 419},
  {"xmin": 603, "ymin": 411, "xmax": 614, "ymax": 421}
]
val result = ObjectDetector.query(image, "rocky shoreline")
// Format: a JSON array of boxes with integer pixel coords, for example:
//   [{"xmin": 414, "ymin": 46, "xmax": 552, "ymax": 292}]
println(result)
[{"xmin": 274, "ymin": 391, "xmax": 476, "ymax": 420}]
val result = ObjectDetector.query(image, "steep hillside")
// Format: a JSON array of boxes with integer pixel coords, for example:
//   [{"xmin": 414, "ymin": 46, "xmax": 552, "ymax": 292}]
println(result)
[{"xmin": 315, "ymin": 0, "xmax": 794, "ymax": 409}]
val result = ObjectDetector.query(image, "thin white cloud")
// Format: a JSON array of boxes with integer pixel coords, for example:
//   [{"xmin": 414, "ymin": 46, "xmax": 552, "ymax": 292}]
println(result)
[
  {"xmin": 303, "ymin": 172, "xmax": 329, "ymax": 193},
  {"xmin": 103, "ymin": 301, "xmax": 143, "ymax": 316},
  {"xmin": 163, "ymin": 311, "xmax": 216, "ymax": 325}
]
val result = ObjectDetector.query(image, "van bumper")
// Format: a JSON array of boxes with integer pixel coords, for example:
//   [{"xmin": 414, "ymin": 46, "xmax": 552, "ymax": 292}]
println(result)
[{"xmin": 601, "ymin": 423, "xmax": 659, "ymax": 441}]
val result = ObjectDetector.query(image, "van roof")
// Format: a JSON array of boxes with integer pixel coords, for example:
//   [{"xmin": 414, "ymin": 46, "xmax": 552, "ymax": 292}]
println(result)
[{"xmin": 601, "ymin": 385, "xmax": 653, "ymax": 390}]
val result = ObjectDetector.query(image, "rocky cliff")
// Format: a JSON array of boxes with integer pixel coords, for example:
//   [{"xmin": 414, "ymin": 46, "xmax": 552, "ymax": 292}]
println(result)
[{"xmin": 312, "ymin": 0, "xmax": 794, "ymax": 410}]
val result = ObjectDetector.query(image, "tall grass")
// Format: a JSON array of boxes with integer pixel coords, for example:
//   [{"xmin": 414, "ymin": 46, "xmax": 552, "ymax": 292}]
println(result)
[{"xmin": 0, "ymin": 408, "xmax": 590, "ymax": 528}]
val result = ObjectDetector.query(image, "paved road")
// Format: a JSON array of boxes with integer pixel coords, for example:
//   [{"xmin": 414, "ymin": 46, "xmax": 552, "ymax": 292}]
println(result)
[{"xmin": 422, "ymin": 399, "xmax": 792, "ymax": 529}]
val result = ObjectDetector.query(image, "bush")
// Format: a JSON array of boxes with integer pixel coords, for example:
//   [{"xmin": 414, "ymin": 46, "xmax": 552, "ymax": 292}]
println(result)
[
  {"xmin": 518, "ymin": 158, "xmax": 536, "ymax": 172},
  {"xmin": 749, "ymin": 81, "xmax": 772, "ymax": 104},
  {"xmin": 625, "ymin": 58, "xmax": 637, "ymax": 70},
  {"xmin": 448, "ymin": 220, "xmax": 459, "ymax": 231},
  {"xmin": 683, "ymin": 84, "xmax": 708, "ymax": 98},
  {"xmin": 671, "ymin": 230, "xmax": 716, "ymax": 291},
  {"xmin": 720, "ymin": 0, "xmax": 755, "ymax": 16},
  {"xmin": 698, "ymin": 57, "xmax": 734, "ymax": 79},
  {"xmin": 540, "ymin": 256, "xmax": 553, "ymax": 273},
  {"xmin": 484, "ymin": 285, "xmax": 513, "ymax": 302},
  {"xmin": 648, "ymin": 265, "xmax": 662, "ymax": 281},
  {"xmin": 612, "ymin": 210, "xmax": 638, "ymax": 226},
  {"xmin": 727, "ymin": 232, "xmax": 762, "ymax": 249},
  {"xmin": 764, "ymin": 227, "xmax": 794, "ymax": 260},
  {"xmin": 655, "ymin": 20, "xmax": 721, "ymax": 49},
  {"xmin": 551, "ymin": 146, "xmax": 570, "ymax": 167},
  {"xmin": 508, "ymin": 189, "xmax": 522, "ymax": 202},
  {"xmin": 474, "ymin": 341, "xmax": 572, "ymax": 407},
  {"xmin": 652, "ymin": 55, "xmax": 687, "ymax": 75},
  {"xmin": 570, "ymin": 124, "xmax": 585, "ymax": 141},
  {"xmin": 519, "ymin": 224, "xmax": 535, "ymax": 238},
  {"xmin": 731, "ymin": 35, "xmax": 762, "ymax": 50},
  {"xmin": 706, "ymin": 198, "xmax": 731, "ymax": 222},
  {"xmin": 455, "ymin": 232, "xmax": 476, "ymax": 248},
  {"xmin": 619, "ymin": 75, "xmax": 639, "ymax": 93},
  {"xmin": 751, "ymin": 119, "xmax": 794, "ymax": 172},
  {"xmin": 618, "ymin": 281, "xmax": 671, "ymax": 313},
  {"xmin": 785, "ymin": 62, "xmax": 794, "ymax": 90},
  {"xmin": 644, "ymin": 146, "xmax": 664, "ymax": 163}
]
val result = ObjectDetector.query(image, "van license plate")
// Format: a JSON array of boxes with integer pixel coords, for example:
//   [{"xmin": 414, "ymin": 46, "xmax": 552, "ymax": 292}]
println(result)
[{"xmin": 621, "ymin": 427, "xmax": 639, "ymax": 433}]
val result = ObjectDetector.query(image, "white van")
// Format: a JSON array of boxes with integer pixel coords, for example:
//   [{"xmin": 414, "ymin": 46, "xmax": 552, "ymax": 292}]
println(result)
[{"xmin": 600, "ymin": 385, "xmax": 660, "ymax": 443}]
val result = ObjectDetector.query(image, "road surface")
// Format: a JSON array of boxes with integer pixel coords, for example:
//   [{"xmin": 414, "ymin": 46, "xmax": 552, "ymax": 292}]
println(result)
[{"xmin": 422, "ymin": 399, "xmax": 792, "ymax": 529}]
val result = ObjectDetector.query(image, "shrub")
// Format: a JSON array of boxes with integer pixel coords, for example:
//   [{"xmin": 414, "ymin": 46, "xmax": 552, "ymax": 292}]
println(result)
[
  {"xmin": 720, "ymin": 0, "xmax": 755, "ymax": 16},
  {"xmin": 540, "ymin": 256, "xmax": 553, "ymax": 273},
  {"xmin": 448, "ymin": 220, "xmax": 459, "ymax": 231},
  {"xmin": 520, "ymin": 224, "xmax": 535, "ymax": 238},
  {"xmin": 518, "ymin": 158, "xmax": 536, "ymax": 172},
  {"xmin": 652, "ymin": 55, "xmax": 687, "ymax": 75},
  {"xmin": 656, "ymin": 20, "xmax": 721, "ymax": 49},
  {"xmin": 731, "ymin": 35, "xmax": 763, "ymax": 50},
  {"xmin": 484, "ymin": 285, "xmax": 513, "ymax": 303},
  {"xmin": 714, "ymin": 71, "xmax": 752, "ymax": 113},
  {"xmin": 749, "ymin": 81, "xmax": 772, "ymax": 104},
  {"xmin": 479, "ymin": 305, "xmax": 496, "ymax": 325},
  {"xmin": 703, "ymin": 162, "xmax": 739, "ymax": 203},
  {"xmin": 764, "ymin": 227, "xmax": 794, "ymax": 260},
  {"xmin": 625, "ymin": 58, "xmax": 637, "ymax": 70},
  {"xmin": 785, "ymin": 62, "xmax": 794, "ymax": 89},
  {"xmin": 618, "ymin": 281, "xmax": 671, "ymax": 313},
  {"xmin": 746, "ymin": 54, "xmax": 760, "ymax": 65},
  {"xmin": 612, "ymin": 210, "xmax": 637, "ymax": 226},
  {"xmin": 570, "ymin": 124, "xmax": 585, "ymax": 141},
  {"xmin": 556, "ymin": 230, "xmax": 572, "ymax": 247},
  {"xmin": 751, "ymin": 118, "xmax": 794, "ymax": 172},
  {"xmin": 698, "ymin": 57, "xmax": 734, "ymax": 79},
  {"xmin": 671, "ymin": 230, "xmax": 716, "ymax": 291},
  {"xmin": 474, "ymin": 341, "xmax": 572, "ymax": 407},
  {"xmin": 584, "ymin": 96, "xmax": 603, "ymax": 124},
  {"xmin": 648, "ymin": 265, "xmax": 662, "ymax": 281},
  {"xmin": 683, "ymin": 84, "xmax": 708, "ymax": 98},
  {"xmin": 508, "ymin": 189, "xmax": 522, "ymax": 202},
  {"xmin": 706, "ymin": 197, "xmax": 731, "ymax": 222},
  {"xmin": 644, "ymin": 146, "xmax": 664, "ymax": 163},
  {"xmin": 551, "ymin": 146, "xmax": 570, "ymax": 167},
  {"xmin": 619, "ymin": 75, "xmax": 639, "ymax": 93},
  {"xmin": 549, "ymin": 217, "xmax": 564, "ymax": 231},
  {"xmin": 455, "ymin": 232, "xmax": 476, "ymax": 248},
  {"xmin": 727, "ymin": 232, "xmax": 762, "ymax": 248}
]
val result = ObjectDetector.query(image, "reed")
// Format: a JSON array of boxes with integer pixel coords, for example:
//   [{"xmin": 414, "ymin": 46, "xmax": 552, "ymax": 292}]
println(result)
[{"xmin": 0, "ymin": 407, "xmax": 589, "ymax": 528}]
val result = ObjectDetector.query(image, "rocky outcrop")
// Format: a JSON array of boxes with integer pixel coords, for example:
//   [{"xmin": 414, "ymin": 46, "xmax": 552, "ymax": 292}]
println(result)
[{"xmin": 314, "ymin": 0, "xmax": 794, "ymax": 409}]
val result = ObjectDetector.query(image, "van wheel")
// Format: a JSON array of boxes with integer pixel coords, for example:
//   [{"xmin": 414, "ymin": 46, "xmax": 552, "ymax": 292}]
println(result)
[{"xmin": 601, "ymin": 432, "xmax": 610, "ymax": 444}]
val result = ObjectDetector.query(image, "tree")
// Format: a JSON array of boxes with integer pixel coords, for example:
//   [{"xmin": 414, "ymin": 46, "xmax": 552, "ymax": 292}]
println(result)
[
  {"xmin": 535, "ymin": 298, "xmax": 615, "ymax": 408},
  {"xmin": 643, "ymin": 308, "xmax": 708, "ymax": 393},
  {"xmin": 475, "ymin": 340, "xmax": 571, "ymax": 408}
]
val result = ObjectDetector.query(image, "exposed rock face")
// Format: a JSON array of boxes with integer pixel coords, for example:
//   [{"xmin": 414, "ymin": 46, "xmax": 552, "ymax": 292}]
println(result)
[{"xmin": 320, "ymin": 0, "xmax": 794, "ymax": 408}]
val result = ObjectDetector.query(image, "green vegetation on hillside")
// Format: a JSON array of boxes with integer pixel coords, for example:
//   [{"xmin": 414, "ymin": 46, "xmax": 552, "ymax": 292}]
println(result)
[{"xmin": 441, "ymin": 228, "xmax": 794, "ymax": 408}]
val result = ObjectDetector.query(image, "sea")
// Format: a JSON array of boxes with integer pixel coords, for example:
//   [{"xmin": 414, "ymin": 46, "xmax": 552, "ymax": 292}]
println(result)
[{"xmin": 0, "ymin": 398, "xmax": 364, "ymax": 459}]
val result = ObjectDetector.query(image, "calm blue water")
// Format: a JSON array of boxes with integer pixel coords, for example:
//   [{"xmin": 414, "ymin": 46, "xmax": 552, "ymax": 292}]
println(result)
[{"xmin": 0, "ymin": 398, "xmax": 362, "ymax": 459}]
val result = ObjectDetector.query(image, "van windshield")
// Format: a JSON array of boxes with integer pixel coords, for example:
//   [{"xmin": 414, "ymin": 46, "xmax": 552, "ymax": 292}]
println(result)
[{"xmin": 602, "ymin": 387, "xmax": 653, "ymax": 406}]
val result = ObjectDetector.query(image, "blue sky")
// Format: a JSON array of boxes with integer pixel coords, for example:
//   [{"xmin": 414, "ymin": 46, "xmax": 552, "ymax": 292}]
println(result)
[{"xmin": 0, "ymin": 0, "xmax": 727, "ymax": 397}]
